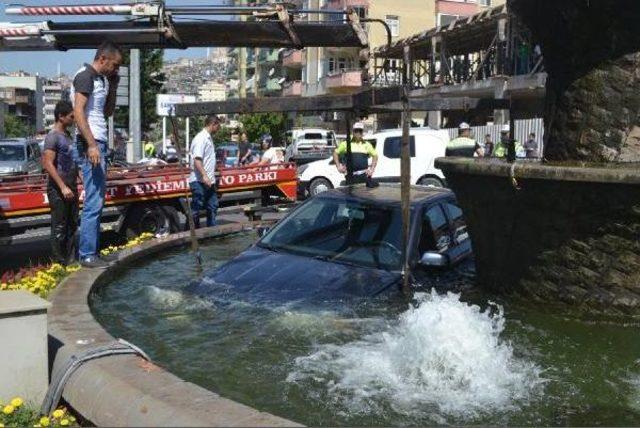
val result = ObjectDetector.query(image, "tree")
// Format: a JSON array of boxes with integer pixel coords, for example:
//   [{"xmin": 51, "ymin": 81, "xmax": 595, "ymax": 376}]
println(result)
[
  {"xmin": 114, "ymin": 49, "xmax": 166, "ymax": 135},
  {"xmin": 4, "ymin": 114, "xmax": 31, "ymax": 138},
  {"xmin": 238, "ymin": 112, "xmax": 286, "ymax": 145}
]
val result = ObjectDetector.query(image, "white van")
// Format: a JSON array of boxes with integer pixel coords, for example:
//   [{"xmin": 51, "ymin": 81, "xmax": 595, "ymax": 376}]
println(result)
[
  {"xmin": 297, "ymin": 127, "xmax": 449, "ymax": 197},
  {"xmin": 284, "ymin": 128, "xmax": 336, "ymax": 163}
]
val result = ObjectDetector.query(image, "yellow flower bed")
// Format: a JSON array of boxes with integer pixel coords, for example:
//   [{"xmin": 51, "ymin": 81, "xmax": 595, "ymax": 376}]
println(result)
[
  {"xmin": 1, "ymin": 233, "xmax": 155, "ymax": 299},
  {"xmin": 0, "ymin": 264, "xmax": 78, "ymax": 299},
  {"xmin": 100, "ymin": 232, "xmax": 155, "ymax": 256},
  {"xmin": 0, "ymin": 396, "xmax": 77, "ymax": 428}
]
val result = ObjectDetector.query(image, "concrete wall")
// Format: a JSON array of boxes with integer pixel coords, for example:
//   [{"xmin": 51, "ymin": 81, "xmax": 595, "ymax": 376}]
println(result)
[
  {"xmin": 0, "ymin": 291, "xmax": 50, "ymax": 406},
  {"xmin": 437, "ymin": 158, "xmax": 640, "ymax": 314}
]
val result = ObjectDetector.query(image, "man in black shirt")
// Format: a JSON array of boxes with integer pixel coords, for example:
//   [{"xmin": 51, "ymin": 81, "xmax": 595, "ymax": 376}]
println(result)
[
  {"xmin": 42, "ymin": 101, "xmax": 78, "ymax": 265},
  {"xmin": 238, "ymin": 132, "xmax": 252, "ymax": 165}
]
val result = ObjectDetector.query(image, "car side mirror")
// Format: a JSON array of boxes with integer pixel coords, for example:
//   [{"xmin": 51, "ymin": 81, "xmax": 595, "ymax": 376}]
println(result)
[{"xmin": 419, "ymin": 252, "xmax": 448, "ymax": 267}]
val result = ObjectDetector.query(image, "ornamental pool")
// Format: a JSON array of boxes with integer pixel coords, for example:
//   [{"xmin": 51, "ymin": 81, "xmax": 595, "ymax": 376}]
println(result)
[{"xmin": 91, "ymin": 232, "xmax": 640, "ymax": 426}]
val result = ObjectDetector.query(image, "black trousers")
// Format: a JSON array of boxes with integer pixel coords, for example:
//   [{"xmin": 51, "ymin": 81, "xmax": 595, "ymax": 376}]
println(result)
[{"xmin": 48, "ymin": 185, "xmax": 79, "ymax": 265}]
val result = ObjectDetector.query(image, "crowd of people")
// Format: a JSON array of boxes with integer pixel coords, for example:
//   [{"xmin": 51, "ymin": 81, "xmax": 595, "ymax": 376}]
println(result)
[
  {"xmin": 446, "ymin": 122, "xmax": 539, "ymax": 159},
  {"xmin": 42, "ymin": 36, "xmax": 291, "ymax": 270}
]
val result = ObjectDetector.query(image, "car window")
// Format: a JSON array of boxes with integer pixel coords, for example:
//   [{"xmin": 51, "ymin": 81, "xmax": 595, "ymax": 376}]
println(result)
[
  {"xmin": 444, "ymin": 201, "xmax": 469, "ymax": 245},
  {"xmin": 304, "ymin": 133, "xmax": 323, "ymax": 140},
  {"xmin": 31, "ymin": 144, "xmax": 41, "ymax": 158},
  {"xmin": 26, "ymin": 144, "xmax": 33, "ymax": 160},
  {"xmin": 419, "ymin": 204, "xmax": 451, "ymax": 253},
  {"xmin": 365, "ymin": 138, "xmax": 377, "ymax": 148},
  {"xmin": 383, "ymin": 136, "xmax": 416, "ymax": 159},
  {"xmin": 0, "ymin": 144, "xmax": 26, "ymax": 161}
]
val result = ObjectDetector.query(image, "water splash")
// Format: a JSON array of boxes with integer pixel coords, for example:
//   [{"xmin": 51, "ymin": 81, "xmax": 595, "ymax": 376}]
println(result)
[
  {"xmin": 145, "ymin": 286, "xmax": 214, "ymax": 312},
  {"xmin": 287, "ymin": 290, "xmax": 544, "ymax": 421}
]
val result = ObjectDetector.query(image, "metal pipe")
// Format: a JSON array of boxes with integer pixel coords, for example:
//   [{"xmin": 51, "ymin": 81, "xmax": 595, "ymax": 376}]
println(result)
[
  {"xmin": 6, "ymin": 4, "xmax": 133, "ymax": 15},
  {"xmin": 41, "ymin": 28, "xmax": 163, "ymax": 35},
  {"xmin": 400, "ymin": 45, "xmax": 412, "ymax": 294}
]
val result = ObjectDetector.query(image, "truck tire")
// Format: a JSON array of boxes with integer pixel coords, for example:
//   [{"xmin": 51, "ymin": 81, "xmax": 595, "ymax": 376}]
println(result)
[
  {"xmin": 309, "ymin": 178, "xmax": 333, "ymax": 196},
  {"xmin": 124, "ymin": 203, "xmax": 180, "ymax": 239},
  {"xmin": 417, "ymin": 176, "xmax": 444, "ymax": 188}
]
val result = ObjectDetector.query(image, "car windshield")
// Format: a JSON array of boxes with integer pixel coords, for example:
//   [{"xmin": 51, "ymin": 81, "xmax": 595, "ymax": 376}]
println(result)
[
  {"xmin": 260, "ymin": 196, "xmax": 404, "ymax": 271},
  {"xmin": 0, "ymin": 144, "xmax": 25, "ymax": 161}
]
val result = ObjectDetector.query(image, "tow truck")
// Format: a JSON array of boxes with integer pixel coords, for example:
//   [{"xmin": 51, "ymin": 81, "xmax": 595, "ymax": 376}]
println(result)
[{"xmin": 0, "ymin": 163, "xmax": 297, "ymax": 245}]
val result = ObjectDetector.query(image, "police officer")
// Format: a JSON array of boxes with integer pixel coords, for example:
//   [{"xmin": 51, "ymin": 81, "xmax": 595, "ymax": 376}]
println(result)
[
  {"xmin": 143, "ymin": 140, "xmax": 157, "ymax": 158},
  {"xmin": 493, "ymin": 125, "xmax": 524, "ymax": 158},
  {"xmin": 446, "ymin": 122, "xmax": 482, "ymax": 157},
  {"xmin": 333, "ymin": 122, "xmax": 377, "ymax": 185}
]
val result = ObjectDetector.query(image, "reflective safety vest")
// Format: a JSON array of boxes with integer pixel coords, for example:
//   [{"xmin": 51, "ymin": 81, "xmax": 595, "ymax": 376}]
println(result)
[
  {"xmin": 446, "ymin": 137, "xmax": 477, "ymax": 157},
  {"xmin": 493, "ymin": 140, "xmax": 524, "ymax": 158},
  {"xmin": 144, "ymin": 142, "xmax": 156, "ymax": 157},
  {"xmin": 335, "ymin": 139, "xmax": 377, "ymax": 172}
]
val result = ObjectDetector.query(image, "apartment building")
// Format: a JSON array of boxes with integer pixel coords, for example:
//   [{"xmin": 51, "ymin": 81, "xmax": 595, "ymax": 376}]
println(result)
[
  {"xmin": 198, "ymin": 80, "xmax": 227, "ymax": 103},
  {"xmin": 0, "ymin": 73, "xmax": 44, "ymax": 132},
  {"xmin": 43, "ymin": 79, "xmax": 70, "ymax": 130}
]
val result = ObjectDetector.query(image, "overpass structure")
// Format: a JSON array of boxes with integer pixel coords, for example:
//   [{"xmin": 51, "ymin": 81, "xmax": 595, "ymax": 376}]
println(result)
[{"xmin": 372, "ymin": 3, "xmax": 546, "ymax": 128}]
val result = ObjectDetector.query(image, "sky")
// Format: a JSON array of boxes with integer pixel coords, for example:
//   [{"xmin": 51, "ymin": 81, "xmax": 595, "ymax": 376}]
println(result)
[{"xmin": 0, "ymin": 0, "xmax": 226, "ymax": 77}]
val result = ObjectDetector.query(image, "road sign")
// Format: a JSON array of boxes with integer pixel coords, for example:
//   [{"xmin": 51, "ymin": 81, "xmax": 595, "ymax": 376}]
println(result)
[{"xmin": 157, "ymin": 93, "xmax": 197, "ymax": 117}]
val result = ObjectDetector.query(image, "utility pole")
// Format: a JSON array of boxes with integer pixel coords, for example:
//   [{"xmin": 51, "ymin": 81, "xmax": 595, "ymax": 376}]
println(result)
[
  {"xmin": 129, "ymin": 48, "xmax": 142, "ymax": 161},
  {"xmin": 401, "ymin": 45, "xmax": 412, "ymax": 294},
  {"xmin": 238, "ymin": 0, "xmax": 247, "ymax": 98}
]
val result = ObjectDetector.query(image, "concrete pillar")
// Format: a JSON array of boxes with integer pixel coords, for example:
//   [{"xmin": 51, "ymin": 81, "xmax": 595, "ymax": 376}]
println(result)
[
  {"xmin": 0, "ymin": 291, "xmax": 51, "ymax": 405},
  {"xmin": 427, "ymin": 110, "xmax": 442, "ymax": 129},
  {"xmin": 493, "ymin": 79, "xmax": 509, "ymax": 125}
]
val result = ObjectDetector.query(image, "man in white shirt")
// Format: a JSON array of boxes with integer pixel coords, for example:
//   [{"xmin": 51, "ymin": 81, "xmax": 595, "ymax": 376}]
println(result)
[{"xmin": 189, "ymin": 115, "xmax": 221, "ymax": 228}]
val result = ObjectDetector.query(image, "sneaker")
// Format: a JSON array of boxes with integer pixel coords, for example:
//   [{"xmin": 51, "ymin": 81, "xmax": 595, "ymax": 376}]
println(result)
[{"xmin": 80, "ymin": 256, "xmax": 109, "ymax": 269}]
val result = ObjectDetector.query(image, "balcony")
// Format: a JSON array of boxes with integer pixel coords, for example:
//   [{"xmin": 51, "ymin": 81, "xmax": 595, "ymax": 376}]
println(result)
[
  {"xmin": 282, "ymin": 80, "xmax": 302, "ymax": 97},
  {"xmin": 282, "ymin": 49, "xmax": 305, "ymax": 68},
  {"xmin": 323, "ymin": 70, "xmax": 362, "ymax": 93}
]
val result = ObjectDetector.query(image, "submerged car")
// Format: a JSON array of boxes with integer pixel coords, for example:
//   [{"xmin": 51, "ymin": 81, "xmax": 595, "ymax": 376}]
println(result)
[{"xmin": 194, "ymin": 184, "xmax": 473, "ymax": 302}]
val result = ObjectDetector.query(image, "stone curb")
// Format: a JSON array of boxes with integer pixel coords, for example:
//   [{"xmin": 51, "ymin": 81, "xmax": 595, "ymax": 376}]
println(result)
[
  {"xmin": 47, "ymin": 222, "xmax": 302, "ymax": 427},
  {"xmin": 436, "ymin": 157, "xmax": 640, "ymax": 184}
]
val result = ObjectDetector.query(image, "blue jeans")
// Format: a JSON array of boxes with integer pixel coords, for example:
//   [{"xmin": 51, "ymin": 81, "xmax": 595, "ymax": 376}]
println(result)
[
  {"xmin": 78, "ymin": 140, "xmax": 107, "ymax": 259},
  {"xmin": 190, "ymin": 181, "xmax": 218, "ymax": 228}
]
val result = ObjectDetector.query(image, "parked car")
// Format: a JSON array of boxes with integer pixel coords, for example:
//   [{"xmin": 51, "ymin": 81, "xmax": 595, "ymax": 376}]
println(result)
[
  {"xmin": 0, "ymin": 138, "xmax": 43, "ymax": 176},
  {"xmin": 284, "ymin": 128, "xmax": 336, "ymax": 164},
  {"xmin": 191, "ymin": 184, "xmax": 473, "ymax": 302},
  {"xmin": 216, "ymin": 144, "xmax": 239, "ymax": 168},
  {"xmin": 297, "ymin": 127, "xmax": 450, "ymax": 198}
]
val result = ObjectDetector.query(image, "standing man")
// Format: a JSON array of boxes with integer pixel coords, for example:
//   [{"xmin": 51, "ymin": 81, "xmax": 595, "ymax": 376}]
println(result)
[
  {"xmin": 42, "ymin": 101, "xmax": 78, "ymax": 266},
  {"xmin": 494, "ymin": 125, "xmax": 524, "ymax": 158},
  {"xmin": 484, "ymin": 134, "xmax": 495, "ymax": 157},
  {"xmin": 72, "ymin": 41, "xmax": 122, "ymax": 268},
  {"xmin": 333, "ymin": 122, "xmax": 377, "ymax": 185},
  {"xmin": 524, "ymin": 132, "xmax": 539, "ymax": 159},
  {"xmin": 446, "ymin": 122, "xmax": 481, "ymax": 157},
  {"xmin": 238, "ymin": 132, "xmax": 252, "ymax": 165},
  {"xmin": 189, "ymin": 115, "xmax": 221, "ymax": 228}
]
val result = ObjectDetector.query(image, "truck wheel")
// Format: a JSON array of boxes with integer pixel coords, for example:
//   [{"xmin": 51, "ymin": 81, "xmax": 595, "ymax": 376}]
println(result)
[
  {"xmin": 309, "ymin": 178, "xmax": 333, "ymax": 196},
  {"xmin": 124, "ymin": 204, "xmax": 180, "ymax": 239},
  {"xmin": 417, "ymin": 176, "xmax": 444, "ymax": 188}
]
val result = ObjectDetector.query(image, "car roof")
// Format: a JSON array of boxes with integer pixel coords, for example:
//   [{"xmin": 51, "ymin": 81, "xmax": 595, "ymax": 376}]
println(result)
[
  {"xmin": 372, "ymin": 127, "xmax": 449, "ymax": 138},
  {"xmin": 0, "ymin": 139, "xmax": 31, "ymax": 146},
  {"xmin": 320, "ymin": 183, "xmax": 453, "ymax": 206}
]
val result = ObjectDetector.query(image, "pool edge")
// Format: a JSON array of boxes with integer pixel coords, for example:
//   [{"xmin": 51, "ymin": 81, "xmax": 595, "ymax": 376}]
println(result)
[{"xmin": 47, "ymin": 222, "xmax": 302, "ymax": 427}]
